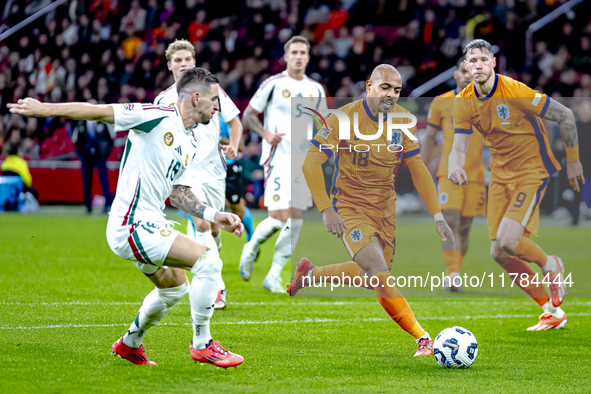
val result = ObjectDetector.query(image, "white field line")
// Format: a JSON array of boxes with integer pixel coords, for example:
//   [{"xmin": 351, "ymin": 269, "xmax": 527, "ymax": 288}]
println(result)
[
  {"xmin": 1, "ymin": 312, "xmax": 590, "ymax": 331},
  {"xmin": 2, "ymin": 300, "xmax": 591, "ymax": 307}
]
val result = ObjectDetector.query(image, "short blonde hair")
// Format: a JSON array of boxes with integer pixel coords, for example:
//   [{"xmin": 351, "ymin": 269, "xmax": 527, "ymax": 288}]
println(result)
[
  {"xmin": 165, "ymin": 39, "xmax": 195, "ymax": 62},
  {"xmin": 284, "ymin": 35, "xmax": 310, "ymax": 54}
]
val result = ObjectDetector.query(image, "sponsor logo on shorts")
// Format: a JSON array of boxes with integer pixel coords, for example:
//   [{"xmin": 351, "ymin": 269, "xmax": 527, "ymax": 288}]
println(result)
[
  {"xmin": 282, "ymin": 89, "xmax": 291, "ymax": 98},
  {"xmin": 123, "ymin": 103, "xmax": 134, "ymax": 111},
  {"xmin": 273, "ymin": 194, "xmax": 280, "ymax": 202},
  {"xmin": 160, "ymin": 229, "xmax": 171, "ymax": 237},
  {"xmin": 350, "ymin": 228, "xmax": 363, "ymax": 243},
  {"xmin": 440, "ymin": 192, "xmax": 449, "ymax": 205},
  {"xmin": 164, "ymin": 132, "xmax": 174, "ymax": 147}
]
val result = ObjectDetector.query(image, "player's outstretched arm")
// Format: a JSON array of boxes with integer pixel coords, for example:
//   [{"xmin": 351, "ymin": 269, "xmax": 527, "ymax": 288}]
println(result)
[
  {"xmin": 447, "ymin": 133, "xmax": 470, "ymax": 185},
  {"xmin": 542, "ymin": 98, "xmax": 585, "ymax": 192},
  {"xmin": 242, "ymin": 104, "xmax": 283, "ymax": 146},
  {"xmin": 8, "ymin": 98, "xmax": 115, "ymax": 124},
  {"xmin": 170, "ymin": 185, "xmax": 243, "ymax": 237},
  {"xmin": 406, "ymin": 155, "xmax": 456, "ymax": 251}
]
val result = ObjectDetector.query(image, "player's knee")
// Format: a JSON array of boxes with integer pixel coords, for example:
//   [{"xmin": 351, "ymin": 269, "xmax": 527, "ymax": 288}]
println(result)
[
  {"xmin": 496, "ymin": 234, "xmax": 518, "ymax": 255},
  {"xmin": 443, "ymin": 210, "xmax": 461, "ymax": 232},
  {"xmin": 204, "ymin": 255, "xmax": 223, "ymax": 277},
  {"xmin": 196, "ymin": 220, "xmax": 211, "ymax": 233},
  {"xmin": 355, "ymin": 253, "xmax": 388, "ymax": 277},
  {"xmin": 157, "ymin": 280, "xmax": 190, "ymax": 307},
  {"xmin": 490, "ymin": 242, "xmax": 502, "ymax": 261}
]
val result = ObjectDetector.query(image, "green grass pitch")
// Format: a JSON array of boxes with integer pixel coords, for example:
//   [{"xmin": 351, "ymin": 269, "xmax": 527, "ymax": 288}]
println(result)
[{"xmin": 1, "ymin": 211, "xmax": 590, "ymax": 393}]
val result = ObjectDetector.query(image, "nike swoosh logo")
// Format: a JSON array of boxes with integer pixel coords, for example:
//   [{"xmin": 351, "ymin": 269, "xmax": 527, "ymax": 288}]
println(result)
[
  {"xmin": 354, "ymin": 137, "xmax": 360, "ymax": 141},
  {"xmin": 471, "ymin": 115, "xmax": 479, "ymax": 119}
]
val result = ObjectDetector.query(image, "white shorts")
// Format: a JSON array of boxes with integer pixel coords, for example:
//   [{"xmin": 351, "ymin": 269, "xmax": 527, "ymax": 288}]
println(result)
[
  {"xmin": 107, "ymin": 220, "xmax": 180, "ymax": 275},
  {"xmin": 193, "ymin": 179, "xmax": 226, "ymax": 211},
  {"xmin": 188, "ymin": 179, "xmax": 226, "ymax": 238},
  {"xmin": 264, "ymin": 165, "xmax": 312, "ymax": 211}
]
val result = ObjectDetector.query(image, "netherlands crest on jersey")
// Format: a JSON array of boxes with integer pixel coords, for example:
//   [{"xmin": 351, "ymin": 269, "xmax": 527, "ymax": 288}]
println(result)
[
  {"xmin": 318, "ymin": 125, "xmax": 332, "ymax": 139},
  {"xmin": 496, "ymin": 104, "xmax": 510, "ymax": 120},
  {"xmin": 389, "ymin": 129, "xmax": 403, "ymax": 149},
  {"xmin": 350, "ymin": 228, "xmax": 363, "ymax": 243}
]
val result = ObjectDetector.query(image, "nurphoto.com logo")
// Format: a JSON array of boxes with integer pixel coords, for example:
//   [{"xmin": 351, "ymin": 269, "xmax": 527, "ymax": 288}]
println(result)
[{"xmin": 304, "ymin": 107, "xmax": 418, "ymax": 153}]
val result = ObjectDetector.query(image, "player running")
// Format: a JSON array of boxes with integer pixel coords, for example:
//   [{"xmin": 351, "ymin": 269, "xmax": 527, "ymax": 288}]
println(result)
[
  {"xmin": 155, "ymin": 39, "xmax": 243, "ymax": 309},
  {"xmin": 9, "ymin": 68, "xmax": 245, "ymax": 367},
  {"xmin": 239, "ymin": 36, "xmax": 327, "ymax": 293},
  {"xmin": 449, "ymin": 39, "xmax": 585, "ymax": 331},
  {"xmin": 289, "ymin": 64, "xmax": 456, "ymax": 357},
  {"xmin": 422, "ymin": 55, "xmax": 485, "ymax": 291}
]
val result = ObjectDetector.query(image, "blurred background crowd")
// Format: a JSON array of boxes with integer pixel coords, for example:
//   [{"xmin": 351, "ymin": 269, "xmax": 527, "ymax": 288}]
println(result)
[{"xmin": 0, "ymin": 0, "xmax": 589, "ymax": 220}]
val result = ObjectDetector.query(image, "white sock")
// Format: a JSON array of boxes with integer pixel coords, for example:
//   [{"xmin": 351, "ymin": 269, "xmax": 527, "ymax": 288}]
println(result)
[
  {"xmin": 213, "ymin": 232, "xmax": 222, "ymax": 252},
  {"xmin": 416, "ymin": 332, "xmax": 431, "ymax": 344},
  {"xmin": 542, "ymin": 256, "xmax": 556, "ymax": 273},
  {"xmin": 194, "ymin": 230, "xmax": 218, "ymax": 254},
  {"xmin": 216, "ymin": 277, "xmax": 225, "ymax": 292},
  {"xmin": 542, "ymin": 301, "xmax": 565, "ymax": 318},
  {"xmin": 250, "ymin": 216, "xmax": 284, "ymax": 246},
  {"xmin": 123, "ymin": 280, "xmax": 190, "ymax": 348},
  {"xmin": 190, "ymin": 249, "xmax": 222, "ymax": 349},
  {"xmin": 267, "ymin": 218, "xmax": 303, "ymax": 279}
]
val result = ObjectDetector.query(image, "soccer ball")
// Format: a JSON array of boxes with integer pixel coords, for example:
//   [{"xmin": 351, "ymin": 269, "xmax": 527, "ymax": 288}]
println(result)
[{"xmin": 433, "ymin": 326, "xmax": 478, "ymax": 369}]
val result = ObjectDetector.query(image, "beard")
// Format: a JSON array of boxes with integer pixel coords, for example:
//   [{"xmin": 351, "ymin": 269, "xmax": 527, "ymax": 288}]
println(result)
[{"xmin": 198, "ymin": 111, "xmax": 213, "ymax": 125}]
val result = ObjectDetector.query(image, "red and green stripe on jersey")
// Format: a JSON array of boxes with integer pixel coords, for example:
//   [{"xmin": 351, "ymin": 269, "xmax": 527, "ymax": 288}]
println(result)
[{"xmin": 122, "ymin": 176, "xmax": 141, "ymax": 226}]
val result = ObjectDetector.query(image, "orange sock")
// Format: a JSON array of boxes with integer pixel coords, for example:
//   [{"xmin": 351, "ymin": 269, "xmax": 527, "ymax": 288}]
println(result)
[
  {"xmin": 444, "ymin": 250, "xmax": 463, "ymax": 276},
  {"xmin": 501, "ymin": 257, "xmax": 549, "ymax": 306},
  {"xmin": 312, "ymin": 262, "xmax": 363, "ymax": 286},
  {"xmin": 513, "ymin": 237, "xmax": 548, "ymax": 270},
  {"xmin": 458, "ymin": 254, "xmax": 466, "ymax": 270},
  {"xmin": 372, "ymin": 271, "xmax": 426, "ymax": 339}
]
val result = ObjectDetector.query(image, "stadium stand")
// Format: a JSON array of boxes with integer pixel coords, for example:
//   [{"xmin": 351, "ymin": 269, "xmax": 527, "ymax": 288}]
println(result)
[{"xmin": 0, "ymin": 0, "xmax": 589, "ymax": 212}]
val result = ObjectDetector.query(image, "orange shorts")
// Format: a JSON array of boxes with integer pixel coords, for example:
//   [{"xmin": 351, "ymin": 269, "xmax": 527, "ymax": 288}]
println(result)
[
  {"xmin": 338, "ymin": 208, "xmax": 396, "ymax": 269},
  {"xmin": 487, "ymin": 178, "xmax": 549, "ymax": 240},
  {"xmin": 438, "ymin": 176, "xmax": 486, "ymax": 217}
]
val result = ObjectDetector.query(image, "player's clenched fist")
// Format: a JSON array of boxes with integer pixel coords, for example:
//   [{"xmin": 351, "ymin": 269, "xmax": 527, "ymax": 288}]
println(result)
[
  {"xmin": 7, "ymin": 98, "xmax": 47, "ymax": 117},
  {"xmin": 322, "ymin": 207, "xmax": 347, "ymax": 237},
  {"xmin": 263, "ymin": 129, "xmax": 284, "ymax": 146},
  {"xmin": 221, "ymin": 144, "xmax": 238, "ymax": 161},
  {"xmin": 214, "ymin": 212, "xmax": 244, "ymax": 238}
]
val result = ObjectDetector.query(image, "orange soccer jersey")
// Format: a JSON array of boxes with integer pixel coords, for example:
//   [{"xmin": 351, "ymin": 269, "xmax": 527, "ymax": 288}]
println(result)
[
  {"xmin": 453, "ymin": 74, "xmax": 561, "ymax": 184},
  {"xmin": 308, "ymin": 99, "xmax": 421, "ymax": 218},
  {"xmin": 428, "ymin": 89, "xmax": 484, "ymax": 182}
]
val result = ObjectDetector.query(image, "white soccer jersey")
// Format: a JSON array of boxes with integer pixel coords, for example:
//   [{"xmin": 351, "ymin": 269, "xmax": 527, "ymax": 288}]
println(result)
[
  {"xmin": 249, "ymin": 70, "xmax": 327, "ymax": 167},
  {"xmin": 108, "ymin": 103, "xmax": 198, "ymax": 226},
  {"xmin": 154, "ymin": 84, "xmax": 178, "ymax": 107},
  {"xmin": 154, "ymin": 84, "xmax": 240, "ymax": 183}
]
